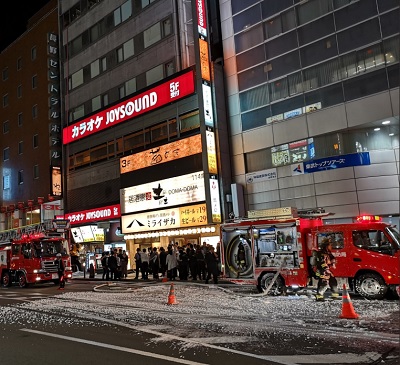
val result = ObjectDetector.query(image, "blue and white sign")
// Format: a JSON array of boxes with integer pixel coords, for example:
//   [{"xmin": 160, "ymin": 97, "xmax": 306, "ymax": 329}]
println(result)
[{"xmin": 304, "ymin": 152, "xmax": 370, "ymax": 173}]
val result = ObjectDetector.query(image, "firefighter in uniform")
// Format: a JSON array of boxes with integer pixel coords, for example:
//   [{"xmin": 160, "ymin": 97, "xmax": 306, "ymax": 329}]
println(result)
[
  {"xmin": 56, "ymin": 253, "xmax": 65, "ymax": 290},
  {"xmin": 315, "ymin": 239, "xmax": 339, "ymax": 301}
]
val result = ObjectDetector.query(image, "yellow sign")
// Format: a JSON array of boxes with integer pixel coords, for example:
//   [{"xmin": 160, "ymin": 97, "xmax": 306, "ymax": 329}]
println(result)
[
  {"xmin": 247, "ymin": 207, "xmax": 298, "ymax": 219},
  {"xmin": 199, "ymin": 38, "xmax": 211, "ymax": 82},
  {"xmin": 180, "ymin": 204, "xmax": 208, "ymax": 226},
  {"xmin": 120, "ymin": 134, "xmax": 202, "ymax": 174},
  {"xmin": 206, "ymin": 130, "xmax": 217, "ymax": 174}
]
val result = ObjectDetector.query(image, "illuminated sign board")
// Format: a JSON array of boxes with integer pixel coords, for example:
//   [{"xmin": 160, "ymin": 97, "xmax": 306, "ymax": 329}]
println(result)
[
  {"xmin": 51, "ymin": 166, "xmax": 62, "ymax": 196},
  {"xmin": 202, "ymin": 84, "xmax": 214, "ymax": 127},
  {"xmin": 196, "ymin": 0, "xmax": 207, "ymax": 37},
  {"xmin": 206, "ymin": 130, "xmax": 217, "ymax": 174},
  {"xmin": 63, "ymin": 70, "xmax": 195, "ymax": 144},
  {"xmin": 199, "ymin": 38, "xmax": 210, "ymax": 82},
  {"xmin": 246, "ymin": 168, "xmax": 277, "ymax": 184},
  {"xmin": 121, "ymin": 203, "xmax": 208, "ymax": 233},
  {"xmin": 71, "ymin": 225, "xmax": 105, "ymax": 243},
  {"xmin": 65, "ymin": 204, "xmax": 121, "ymax": 225},
  {"xmin": 120, "ymin": 172, "xmax": 205, "ymax": 214},
  {"xmin": 209, "ymin": 177, "xmax": 221, "ymax": 223},
  {"xmin": 120, "ymin": 134, "xmax": 202, "ymax": 174}
]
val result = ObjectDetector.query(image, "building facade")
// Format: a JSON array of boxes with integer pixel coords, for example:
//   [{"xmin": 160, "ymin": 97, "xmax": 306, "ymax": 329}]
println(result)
[
  {"xmin": 220, "ymin": 0, "xmax": 399, "ymax": 225},
  {"xmin": 0, "ymin": 0, "xmax": 62, "ymax": 230},
  {"xmin": 59, "ymin": 0, "xmax": 230, "ymax": 264}
]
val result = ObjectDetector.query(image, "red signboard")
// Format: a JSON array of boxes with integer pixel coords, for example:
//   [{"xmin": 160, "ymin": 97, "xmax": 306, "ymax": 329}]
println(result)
[
  {"xmin": 65, "ymin": 204, "xmax": 121, "ymax": 225},
  {"xmin": 63, "ymin": 70, "xmax": 195, "ymax": 145},
  {"xmin": 196, "ymin": 0, "xmax": 207, "ymax": 37}
]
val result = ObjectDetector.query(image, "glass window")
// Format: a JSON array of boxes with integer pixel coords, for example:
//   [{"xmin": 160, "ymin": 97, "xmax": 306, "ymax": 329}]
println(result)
[
  {"xmin": 343, "ymin": 68, "xmax": 388, "ymax": 101},
  {"xmin": 304, "ymin": 83, "xmax": 344, "ymax": 109},
  {"xmin": 298, "ymin": 14, "xmax": 335, "ymax": 46},
  {"xmin": 146, "ymin": 64, "xmax": 163, "ymax": 86},
  {"xmin": 123, "ymin": 38, "xmax": 134, "ymax": 59},
  {"xmin": 3, "ymin": 120, "xmax": 9, "ymax": 134},
  {"xmin": 271, "ymin": 95, "xmax": 303, "ymax": 116},
  {"xmin": 267, "ymin": 51, "xmax": 301, "ymax": 79},
  {"xmin": 270, "ymin": 78, "xmax": 288, "ymax": 102},
  {"xmin": 101, "ymin": 57, "xmax": 107, "ymax": 71},
  {"xmin": 239, "ymin": 83, "xmax": 269, "ymax": 112},
  {"xmin": 34, "ymin": 165, "xmax": 39, "ymax": 179},
  {"xmin": 300, "ymin": 36, "xmax": 338, "ymax": 68},
  {"xmin": 92, "ymin": 95, "xmax": 101, "ymax": 111},
  {"xmin": 261, "ymin": 0, "xmax": 294, "ymax": 19},
  {"xmin": 388, "ymin": 64, "xmax": 400, "ymax": 89},
  {"xmin": 265, "ymin": 15, "xmax": 282, "ymax": 38},
  {"xmin": 125, "ymin": 77, "xmax": 136, "ymax": 95},
  {"xmin": 241, "ymin": 106, "xmax": 271, "ymax": 131},
  {"xmin": 114, "ymin": 7, "xmax": 122, "ymax": 26},
  {"xmin": 117, "ymin": 47, "xmax": 123, "ymax": 63},
  {"xmin": 121, "ymin": 0, "xmax": 132, "ymax": 22},
  {"xmin": 282, "ymin": 9, "xmax": 296, "ymax": 33},
  {"xmin": 32, "ymin": 104, "xmax": 38, "ymax": 119},
  {"xmin": 235, "ymin": 24, "xmax": 264, "ymax": 53},
  {"xmin": 17, "ymin": 84, "xmax": 22, "ymax": 98},
  {"xmin": 384, "ymin": 36, "xmax": 399, "ymax": 65},
  {"xmin": 18, "ymin": 113, "xmax": 23, "ymax": 127},
  {"xmin": 352, "ymin": 230, "xmax": 394, "ymax": 254},
  {"xmin": 296, "ymin": 0, "xmax": 333, "ymax": 26},
  {"xmin": 377, "ymin": 0, "xmax": 399, "ymax": 12},
  {"xmin": 180, "ymin": 111, "xmax": 200, "ymax": 132},
  {"xmin": 71, "ymin": 69, "xmax": 84, "ymax": 89},
  {"xmin": 144, "ymin": 23, "xmax": 161, "ymax": 48},
  {"xmin": 335, "ymin": 0, "xmax": 377, "ymax": 31},
  {"xmin": 91, "ymin": 59, "xmax": 100, "ymax": 78},
  {"xmin": 380, "ymin": 10, "xmax": 400, "ymax": 38},
  {"xmin": 119, "ymin": 85, "xmax": 125, "ymax": 99},
  {"xmin": 33, "ymin": 134, "xmax": 39, "ymax": 148},
  {"xmin": 267, "ymin": 31, "xmax": 297, "ymax": 59},
  {"xmin": 32, "ymin": 75, "xmax": 38, "ymax": 89},
  {"xmin": 232, "ymin": 0, "xmax": 259, "ymax": 15},
  {"xmin": 71, "ymin": 36, "xmax": 83, "ymax": 55},
  {"xmin": 3, "ymin": 94, "xmax": 9, "ymax": 107},
  {"xmin": 3, "ymin": 174, "xmax": 10, "ymax": 189},
  {"xmin": 238, "ymin": 65, "xmax": 267, "ymax": 91},
  {"xmin": 303, "ymin": 58, "xmax": 340, "ymax": 91},
  {"xmin": 3, "ymin": 147, "xmax": 10, "ymax": 161},
  {"xmin": 288, "ymin": 72, "xmax": 303, "ymax": 95},
  {"xmin": 236, "ymin": 45, "xmax": 265, "ymax": 72},
  {"xmin": 163, "ymin": 18, "xmax": 172, "ymax": 36},
  {"xmin": 73, "ymin": 104, "xmax": 84, "ymax": 121},
  {"xmin": 18, "ymin": 170, "xmax": 23, "ymax": 185},
  {"xmin": 165, "ymin": 61, "xmax": 175, "ymax": 76},
  {"xmin": 102, "ymin": 94, "xmax": 109, "ymax": 107},
  {"xmin": 90, "ymin": 24, "xmax": 99, "ymax": 42},
  {"xmin": 2, "ymin": 67, "xmax": 8, "ymax": 80},
  {"xmin": 233, "ymin": 4, "xmax": 262, "ymax": 34},
  {"xmin": 17, "ymin": 58, "xmax": 22, "ymax": 70},
  {"xmin": 31, "ymin": 46, "xmax": 37, "ymax": 60},
  {"xmin": 18, "ymin": 141, "xmax": 23, "ymax": 155},
  {"xmin": 337, "ymin": 19, "xmax": 380, "ymax": 54}
]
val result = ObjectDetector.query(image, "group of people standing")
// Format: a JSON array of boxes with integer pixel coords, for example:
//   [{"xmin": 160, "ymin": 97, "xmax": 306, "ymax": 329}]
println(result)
[
  {"xmin": 134, "ymin": 242, "xmax": 221, "ymax": 284},
  {"xmin": 101, "ymin": 248, "xmax": 129, "ymax": 280}
]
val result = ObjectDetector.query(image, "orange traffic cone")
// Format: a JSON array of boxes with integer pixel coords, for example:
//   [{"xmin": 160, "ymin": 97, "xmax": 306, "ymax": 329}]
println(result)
[
  {"xmin": 167, "ymin": 283, "xmax": 177, "ymax": 305},
  {"xmin": 339, "ymin": 284, "xmax": 359, "ymax": 319}
]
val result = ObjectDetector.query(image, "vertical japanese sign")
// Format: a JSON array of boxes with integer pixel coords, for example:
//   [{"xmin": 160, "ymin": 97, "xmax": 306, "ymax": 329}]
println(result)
[
  {"xmin": 48, "ymin": 32, "xmax": 62, "ymax": 197},
  {"xmin": 195, "ymin": 2, "xmax": 221, "ymax": 223}
]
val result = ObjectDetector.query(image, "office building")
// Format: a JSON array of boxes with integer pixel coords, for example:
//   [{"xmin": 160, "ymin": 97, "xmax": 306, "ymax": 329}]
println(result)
[{"xmin": 219, "ymin": 0, "xmax": 399, "ymax": 224}]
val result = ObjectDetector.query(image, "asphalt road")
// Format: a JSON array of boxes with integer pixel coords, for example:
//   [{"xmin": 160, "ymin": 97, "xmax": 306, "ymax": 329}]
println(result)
[{"xmin": 0, "ymin": 279, "xmax": 398, "ymax": 365}]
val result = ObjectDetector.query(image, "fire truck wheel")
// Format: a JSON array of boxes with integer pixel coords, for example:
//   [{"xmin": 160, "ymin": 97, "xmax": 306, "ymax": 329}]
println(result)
[
  {"xmin": 258, "ymin": 273, "xmax": 284, "ymax": 295},
  {"xmin": 355, "ymin": 272, "xmax": 387, "ymax": 300},
  {"xmin": 18, "ymin": 273, "xmax": 29, "ymax": 288},
  {"xmin": 2, "ymin": 273, "xmax": 11, "ymax": 287}
]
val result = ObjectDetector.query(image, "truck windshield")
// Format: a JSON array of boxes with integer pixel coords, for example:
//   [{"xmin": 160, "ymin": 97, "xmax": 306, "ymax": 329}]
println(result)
[
  {"xmin": 387, "ymin": 227, "xmax": 400, "ymax": 250},
  {"xmin": 33, "ymin": 239, "xmax": 69, "ymax": 258}
]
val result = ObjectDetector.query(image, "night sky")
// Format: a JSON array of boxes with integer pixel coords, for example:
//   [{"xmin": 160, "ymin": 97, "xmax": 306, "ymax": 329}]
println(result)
[{"xmin": 0, "ymin": 0, "xmax": 52, "ymax": 52}]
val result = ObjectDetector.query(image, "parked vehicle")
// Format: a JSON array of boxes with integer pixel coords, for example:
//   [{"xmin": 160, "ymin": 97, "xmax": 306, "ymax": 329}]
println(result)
[
  {"xmin": 220, "ymin": 208, "xmax": 399, "ymax": 299},
  {"xmin": 0, "ymin": 219, "xmax": 73, "ymax": 287}
]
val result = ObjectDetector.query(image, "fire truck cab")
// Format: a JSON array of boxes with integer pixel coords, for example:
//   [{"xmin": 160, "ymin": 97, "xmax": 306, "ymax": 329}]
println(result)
[
  {"xmin": 0, "ymin": 220, "xmax": 73, "ymax": 288},
  {"xmin": 220, "ymin": 208, "xmax": 399, "ymax": 300}
]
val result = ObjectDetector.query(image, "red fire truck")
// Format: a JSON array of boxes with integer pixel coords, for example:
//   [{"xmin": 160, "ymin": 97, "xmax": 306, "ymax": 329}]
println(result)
[
  {"xmin": 0, "ymin": 219, "xmax": 73, "ymax": 287},
  {"xmin": 220, "ymin": 208, "xmax": 399, "ymax": 299}
]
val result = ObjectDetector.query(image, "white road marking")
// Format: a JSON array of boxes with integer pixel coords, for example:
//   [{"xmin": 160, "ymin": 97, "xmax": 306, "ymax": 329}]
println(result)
[
  {"xmin": 266, "ymin": 352, "xmax": 382, "ymax": 364},
  {"xmin": 20, "ymin": 329, "xmax": 210, "ymax": 365}
]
